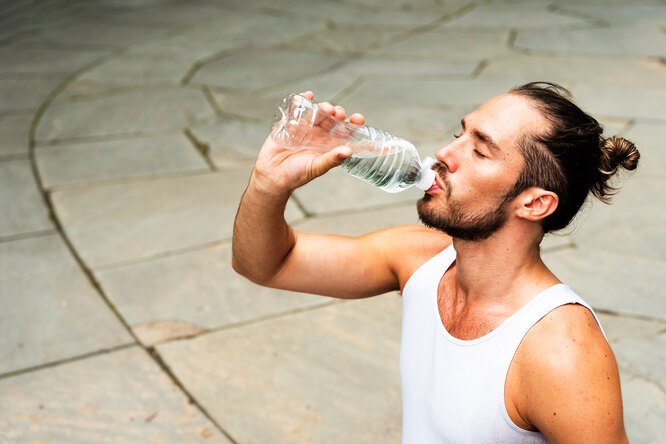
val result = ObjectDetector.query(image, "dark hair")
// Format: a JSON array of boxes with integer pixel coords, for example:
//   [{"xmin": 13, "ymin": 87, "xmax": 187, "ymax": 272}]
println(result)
[{"xmin": 507, "ymin": 82, "xmax": 640, "ymax": 233}]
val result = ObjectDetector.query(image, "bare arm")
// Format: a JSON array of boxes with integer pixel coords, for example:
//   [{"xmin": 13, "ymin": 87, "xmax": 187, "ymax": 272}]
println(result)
[
  {"xmin": 232, "ymin": 93, "xmax": 433, "ymax": 298},
  {"xmin": 511, "ymin": 304, "xmax": 628, "ymax": 443}
]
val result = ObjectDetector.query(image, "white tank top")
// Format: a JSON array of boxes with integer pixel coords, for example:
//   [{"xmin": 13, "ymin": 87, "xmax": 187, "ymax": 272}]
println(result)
[{"xmin": 400, "ymin": 245, "xmax": 604, "ymax": 444}]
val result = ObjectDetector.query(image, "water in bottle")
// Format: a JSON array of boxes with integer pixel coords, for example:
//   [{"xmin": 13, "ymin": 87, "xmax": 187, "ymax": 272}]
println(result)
[{"xmin": 271, "ymin": 93, "xmax": 435, "ymax": 193}]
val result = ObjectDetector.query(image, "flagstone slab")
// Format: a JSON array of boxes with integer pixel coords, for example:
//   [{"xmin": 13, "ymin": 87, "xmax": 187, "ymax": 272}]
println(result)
[
  {"xmin": 294, "ymin": 166, "xmax": 424, "ymax": 215},
  {"xmin": 555, "ymin": 4, "xmax": 666, "ymax": 28},
  {"xmin": 36, "ymin": 134, "xmax": 209, "ymax": 188},
  {"xmin": 211, "ymin": 91, "xmax": 283, "ymax": 124},
  {"xmin": 0, "ymin": 43, "xmax": 106, "ymax": 75},
  {"xmin": 620, "ymin": 374, "xmax": 666, "ymax": 444},
  {"xmin": 479, "ymin": 54, "xmax": 666, "ymax": 88},
  {"xmin": 614, "ymin": 333, "xmax": 666, "ymax": 443},
  {"xmin": 294, "ymin": 203, "xmax": 420, "ymax": 235},
  {"xmin": 127, "ymin": 12, "xmax": 324, "ymax": 60},
  {"xmin": 263, "ymin": 0, "xmax": 456, "ymax": 27},
  {"xmin": 613, "ymin": 333, "xmax": 666, "ymax": 387},
  {"xmin": 570, "ymin": 177, "xmax": 665, "ymax": 259},
  {"xmin": 36, "ymin": 87, "xmax": 214, "ymax": 142},
  {"xmin": 96, "ymin": 243, "xmax": 325, "ymax": 345},
  {"xmin": 337, "ymin": 78, "xmax": 520, "ymax": 109},
  {"xmin": 0, "ymin": 159, "xmax": 52, "ymax": 238},
  {"xmin": 0, "ymin": 76, "xmax": 64, "ymax": 113},
  {"xmin": 78, "ymin": 53, "xmax": 195, "ymax": 86},
  {"xmin": 0, "ymin": 346, "xmax": 233, "ymax": 444},
  {"xmin": 189, "ymin": 118, "xmax": 268, "ymax": 168},
  {"xmin": 191, "ymin": 48, "xmax": 345, "ymax": 92},
  {"xmin": 514, "ymin": 26, "xmax": 666, "ymax": 58},
  {"xmin": 287, "ymin": 28, "xmax": 406, "ymax": 55},
  {"xmin": 597, "ymin": 314, "xmax": 666, "ymax": 343},
  {"xmin": 26, "ymin": 22, "xmax": 171, "ymax": 48},
  {"xmin": 623, "ymin": 122, "xmax": 666, "ymax": 177},
  {"xmin": 373, "ymin": 30, "xmax": 512, "ymax": 61},
  {"xmin": 111, "ymin": 3, "xmax": 246, "ymax": 26},
  {"xmin": 0, "ymin": 114, "xmax": 32, "ymax": 158},
  {"xmin": 157, "ymin": 294, "xmax": 403, "ymax": 444},
  {"xmin": 339, "ymin": 58, "xmax": 478, "ymax": 78},
  {"xmin": 542, "ymin": 247, "xmax": 666, "ymax": 320},
  {"xmin": 0, "ymin": 235, "xmax": 132, "ymax": 375},
  {"xmin": 443, "ymin": 3, "xmax": 586, "ymax": 28},
  {"xmin": 572, "ymin": 83, "xmax": 666, "ymax": 120},
  {"xmin": 260, "ymin": 70, "xmax": 361, "ymax": 111},
  {"xmin": 332, "ymin": 104, "xmax": 472, "ymax": 148},
  {"xmin": 51, "ymin": 170, "xmax": 304, "ymax": 268}
]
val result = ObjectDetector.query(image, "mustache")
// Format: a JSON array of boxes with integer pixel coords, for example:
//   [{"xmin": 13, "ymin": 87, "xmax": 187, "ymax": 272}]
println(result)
[
  {"xmin": 431, "ymin": 161, "xmax": 451, "ymax": 197},
  {"xmin": 432, "ymin": 161, "xmax": 448, "ymax": 177}
]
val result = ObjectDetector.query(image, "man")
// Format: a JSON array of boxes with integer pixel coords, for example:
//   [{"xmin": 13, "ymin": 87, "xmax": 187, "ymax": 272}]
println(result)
[{"xmin": 232, "ymin": 83, "xmax": 639, "ymax": 443}]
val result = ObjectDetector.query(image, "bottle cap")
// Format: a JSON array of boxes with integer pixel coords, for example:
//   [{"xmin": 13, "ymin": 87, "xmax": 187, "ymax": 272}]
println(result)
[{"xmin": 415, "ymin": 157, "xmax": 437, "ymax": 191}]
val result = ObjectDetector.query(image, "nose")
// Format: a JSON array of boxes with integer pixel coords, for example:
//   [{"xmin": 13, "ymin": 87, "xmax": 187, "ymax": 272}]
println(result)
[{"xmin": 435, "ymin": 140, "xmax": 459, "ymax": 173}]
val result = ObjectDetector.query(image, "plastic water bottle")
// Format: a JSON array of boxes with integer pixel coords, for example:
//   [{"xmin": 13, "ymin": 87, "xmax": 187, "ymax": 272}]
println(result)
[{"xmin": 271, "ymin": 93, "xmax": 436, "ymax": 193}]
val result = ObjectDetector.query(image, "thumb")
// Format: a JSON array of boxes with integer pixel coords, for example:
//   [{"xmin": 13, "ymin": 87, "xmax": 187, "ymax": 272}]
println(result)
[{"xmin": 310, "ymin": 145, "xmax": 353, "ymax": 176}]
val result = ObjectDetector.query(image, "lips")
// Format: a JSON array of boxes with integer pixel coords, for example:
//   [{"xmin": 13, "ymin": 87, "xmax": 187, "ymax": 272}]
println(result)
[
  {"xmin": 426, "ymin": 164, "xmax": 446, "ymax": 193},
  {"xmin": 427, "ymin": 180, "xmax": 442, "ymax": 192}
]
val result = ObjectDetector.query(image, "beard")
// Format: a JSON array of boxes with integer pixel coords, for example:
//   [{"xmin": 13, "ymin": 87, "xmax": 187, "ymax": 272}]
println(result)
[{"xmin": 417, "ymin": 163, "xmax": 514, "ymax": 242}]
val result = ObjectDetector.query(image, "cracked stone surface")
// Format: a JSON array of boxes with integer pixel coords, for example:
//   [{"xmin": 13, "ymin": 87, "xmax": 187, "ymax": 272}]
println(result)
[
  {"xmin": 36, "ymin": 134, "xmax": 209, "ymax": 188},
  {"xmin": 0, "ymin": 347, "xmax": 233, "ymax": 444},
  {"xmin": 36, "ymin": 87, "xmax": 215, "ymax": 141},
  {"xmin": 3, "ymin": 1, "xmax": 665, "ymax": 443},
  {"xmin": 0, "ymin": 235, "xmax": 133, "ymax": 375}
]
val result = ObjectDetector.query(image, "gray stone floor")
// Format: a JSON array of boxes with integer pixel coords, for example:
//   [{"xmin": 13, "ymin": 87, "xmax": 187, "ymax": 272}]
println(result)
[{"xmin": 1, "ymin": 0, "xmax": 664, "ymax": 442}]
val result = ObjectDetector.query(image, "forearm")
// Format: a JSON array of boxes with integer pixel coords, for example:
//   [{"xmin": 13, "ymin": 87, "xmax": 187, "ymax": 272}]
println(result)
[{"xmin": 231, "ymin": 177, "xmax": 295, "ymax": 285}]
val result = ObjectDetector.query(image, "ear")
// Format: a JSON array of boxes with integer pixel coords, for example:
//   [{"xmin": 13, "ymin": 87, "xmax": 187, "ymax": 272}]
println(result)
[{"xmin": 515, "ymin": 187, "xmax": 559, "ymax": 222}]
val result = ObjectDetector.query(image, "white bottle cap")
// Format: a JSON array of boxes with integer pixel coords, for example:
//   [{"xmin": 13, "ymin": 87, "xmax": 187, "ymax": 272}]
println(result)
[{"xmin": 415, "ymin": 157, "xmax": 437, "ymax": 191}]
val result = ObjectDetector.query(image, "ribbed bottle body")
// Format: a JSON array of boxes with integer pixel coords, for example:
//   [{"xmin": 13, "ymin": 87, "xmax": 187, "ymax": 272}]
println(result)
[{"xmin": 271, "ymin": 94, "xmax": 434, "ymax": 193}]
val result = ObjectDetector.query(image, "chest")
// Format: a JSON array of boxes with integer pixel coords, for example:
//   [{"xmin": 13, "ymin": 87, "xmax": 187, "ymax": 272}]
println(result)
[{"xmin": 436, "ymin": 268, "xmax": 510, "ymax": 340}]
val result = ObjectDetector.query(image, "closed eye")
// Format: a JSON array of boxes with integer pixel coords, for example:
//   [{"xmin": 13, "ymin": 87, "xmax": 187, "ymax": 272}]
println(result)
[{"xmin": 474, "ymin": 149, "xmax": 487, "ymax": 158}]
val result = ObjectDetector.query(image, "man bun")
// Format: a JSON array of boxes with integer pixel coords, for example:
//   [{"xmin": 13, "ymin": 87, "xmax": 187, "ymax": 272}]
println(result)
[{"xmin": 592, "ymin": 136, "xmax": 640, "ymax": 203}]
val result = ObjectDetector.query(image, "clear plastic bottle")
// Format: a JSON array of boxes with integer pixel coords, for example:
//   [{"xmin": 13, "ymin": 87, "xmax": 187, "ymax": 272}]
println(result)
[{"xmin": 271, "ymin": 93, "xmax": 436, "ymax": 193}]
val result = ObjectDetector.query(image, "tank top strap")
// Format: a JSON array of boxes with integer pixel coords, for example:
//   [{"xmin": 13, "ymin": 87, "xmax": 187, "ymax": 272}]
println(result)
[
  {"xmin": 506, "ymin": 284, "xmax": 606, "ymax": 339},
  {"xmin": 498, "ymin": 284, "xmax": 607, "ymax": 358},
  {"xmin": 403, "ymin": 244, "xmax": 456, "ymax": 296}
]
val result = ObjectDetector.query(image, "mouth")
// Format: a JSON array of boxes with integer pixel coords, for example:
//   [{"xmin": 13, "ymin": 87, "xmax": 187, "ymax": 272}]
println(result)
[
  {"xmin": 427, "ymin": 179, "xmax": 442, "ymax": 193},
  {"xmin": 426, "ymin": 163, "xmax": 446, "ymax": 193}
]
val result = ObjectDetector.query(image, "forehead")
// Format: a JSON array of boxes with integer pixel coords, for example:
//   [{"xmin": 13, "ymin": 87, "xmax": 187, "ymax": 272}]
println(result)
[{"xmin": 466, "ymin": 93, "xmax": 548, "ymax": 146}]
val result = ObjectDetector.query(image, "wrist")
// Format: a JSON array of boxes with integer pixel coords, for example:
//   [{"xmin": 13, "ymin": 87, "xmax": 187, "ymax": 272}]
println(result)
[{"xmin": 246, "ymin": 169, "xmax": 293, "ymax": 205}]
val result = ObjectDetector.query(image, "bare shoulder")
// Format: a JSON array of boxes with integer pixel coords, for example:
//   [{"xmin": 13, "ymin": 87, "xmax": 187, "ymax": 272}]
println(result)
[
  {"xmin": 512, "ymin": 304, "xmax": 627, "ymax": 443},
  {"xmin": 363, "ymin": 224, "xmax": 451, "ymax": 288}
]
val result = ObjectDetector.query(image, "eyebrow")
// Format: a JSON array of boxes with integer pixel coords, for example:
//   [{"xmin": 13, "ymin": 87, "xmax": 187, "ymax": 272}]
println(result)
[{"xmin": 461, "ymin": 118, "xmax": 502, "ymax": 153}]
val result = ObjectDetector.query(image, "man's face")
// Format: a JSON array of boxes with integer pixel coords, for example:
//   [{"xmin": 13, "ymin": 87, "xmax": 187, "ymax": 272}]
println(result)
[{"xmin": 417, "ymin": 93, "xmax": 546, "ymax": 241}]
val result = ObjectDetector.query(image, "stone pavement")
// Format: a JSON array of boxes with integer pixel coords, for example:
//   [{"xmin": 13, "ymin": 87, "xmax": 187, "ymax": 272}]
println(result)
[{"xmin": 1, "ymin": 0, "xmax": 664, "ymax": 442}]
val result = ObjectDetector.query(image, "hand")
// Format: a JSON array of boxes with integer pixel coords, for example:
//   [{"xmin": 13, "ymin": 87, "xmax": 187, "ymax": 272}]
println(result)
[{"xmin": 251, "ymin": 91, "xmax": 366, "ymax": 197}]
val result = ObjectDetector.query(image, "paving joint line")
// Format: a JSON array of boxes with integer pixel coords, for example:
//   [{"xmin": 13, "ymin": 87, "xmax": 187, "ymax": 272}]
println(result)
[
  {"xmin": 42, "ymin": 168, "xmax": 216, "ymax": 193},
  {"xmin": 22, "ymin": 35, "xmax": 242, "ymax": 443},
  {"xmin": 0, "ymin": 229, "xmax": 58, "ymax": 244},
  {"xmin": 0, "ymin": 343, "xmax": 136, "ymax": 380},
  {"xmin": 184, "ymin": 127, "xmax": 217, "ymax": 171},
  {"xmin": 146, "ymin": 346, "xmax": 240, "ymax": 444}
]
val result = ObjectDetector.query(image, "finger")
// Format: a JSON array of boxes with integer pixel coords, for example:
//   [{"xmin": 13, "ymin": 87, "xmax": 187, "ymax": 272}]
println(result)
[
  {"xmin": 299, "ymin": 91, "xmax": 314, "ymax": 100},
  {"xmin": 311, "ymin": 145, "xmax": 353, "ymax": 177},
  {"xmin": 334, "ymin": 106, "xmax": 346, "ymax": 121},
  {"xmin": 319, "ymin": 102, "xmax": 336, "ymax": 115},
  {"xmin": 349, "ymin": 113, "xmax": 365, "ymax": 126}
]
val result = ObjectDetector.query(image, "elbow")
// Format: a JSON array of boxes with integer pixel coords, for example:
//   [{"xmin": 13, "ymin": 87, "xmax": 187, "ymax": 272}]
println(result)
[{"xmin": 231, "ymin": 254, "xmax": 273, "ymax": 287}]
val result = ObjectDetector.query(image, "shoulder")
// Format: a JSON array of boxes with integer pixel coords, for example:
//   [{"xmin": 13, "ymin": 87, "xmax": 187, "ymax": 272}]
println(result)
[
  {"xmin": 363, "ymin": 225, "xmax": 451, "ymax": 287},
  {"xmin": 511, "ymin": 303, "xmax": 627, "ymax": 442}
]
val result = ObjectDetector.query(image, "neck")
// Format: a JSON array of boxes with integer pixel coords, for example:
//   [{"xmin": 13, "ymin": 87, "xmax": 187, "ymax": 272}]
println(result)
[{"xmin": 450, "ymin": 226, "xmax": 558, "ymax": 309}]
